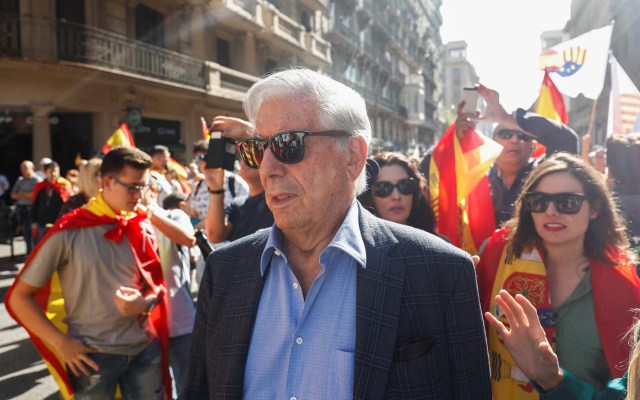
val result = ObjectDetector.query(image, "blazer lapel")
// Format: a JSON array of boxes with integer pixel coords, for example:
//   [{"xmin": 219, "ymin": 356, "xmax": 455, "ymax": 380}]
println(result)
[
  {"xmin": 354, "ymin": 206, "xmax": 406, "ymax": 400},
  {"xmin": 215, "ymin": 233, "xmax": 268, "ymax": 397}
]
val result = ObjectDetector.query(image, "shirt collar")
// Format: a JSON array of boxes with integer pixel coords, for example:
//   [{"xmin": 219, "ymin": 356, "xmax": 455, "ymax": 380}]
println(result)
[{"xmin": 260, "ymin": 200, "xmax": 367, "ymax": 276}]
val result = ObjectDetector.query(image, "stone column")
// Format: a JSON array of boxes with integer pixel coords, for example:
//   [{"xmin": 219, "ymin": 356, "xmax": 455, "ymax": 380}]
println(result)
[
  {"xmin": 190, "ymin": 3, "xmax": 207, "ymax": 60},
  {"xmin": 30, "ymin": 104, "xmax": 55, "ymax": 162},
  {"xmin": 243, "ymin": 33, "xmax": 258, "ymax": 76}
]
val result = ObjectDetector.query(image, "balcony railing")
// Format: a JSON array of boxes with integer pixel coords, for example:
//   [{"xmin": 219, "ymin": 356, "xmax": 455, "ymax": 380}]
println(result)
[
  {"xmin": 261, "ymin": 4, "xmax": 305, "ymax": 50},
  {"xmin": 206, "ymin": 61, "xmax": 259, "ymax": 100},
  {"xmin": 57, "ymin": 20, "xmax": 206, "ymax": 89},
  {"xmin": 305, "ymin": 32, "xmax": 331, "ymax": 63},
  {"xmin": 0, "ymin": 13, "xmax": 21, "ymax": 57}
]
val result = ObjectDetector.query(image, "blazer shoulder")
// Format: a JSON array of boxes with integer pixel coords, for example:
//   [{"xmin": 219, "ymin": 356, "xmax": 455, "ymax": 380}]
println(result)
[{"xmin": 387, "ymin": 221, "xmax": 471, "ymax": 261}]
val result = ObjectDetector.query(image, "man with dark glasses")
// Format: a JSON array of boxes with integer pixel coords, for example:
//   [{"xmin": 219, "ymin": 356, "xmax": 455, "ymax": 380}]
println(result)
[
  {"xmin": 454, "ymin": 84, "xmax": 579, "ymax": 226},
  {"xmin": 183, "ymin": 69, "xmax": 491, "ymax": 399},
  {"xmin": 7, "ymin": 147, "xmax": 171, "ymax": 399}
]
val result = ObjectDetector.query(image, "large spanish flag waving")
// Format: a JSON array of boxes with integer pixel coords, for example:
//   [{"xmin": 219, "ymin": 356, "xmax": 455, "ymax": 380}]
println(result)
[
  {"xmin": 429, "ymin": 123, "xmax": 502, "ymax": 254},
  {"xmin": 101, "ymin": 122, "xmax": 135, "ymax": 154}
]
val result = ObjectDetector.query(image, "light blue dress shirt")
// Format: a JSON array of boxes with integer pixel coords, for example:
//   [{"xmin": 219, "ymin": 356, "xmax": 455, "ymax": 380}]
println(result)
[{"xmin": 243, "ymin": 201, "xmax": 366, "ymax": 400}]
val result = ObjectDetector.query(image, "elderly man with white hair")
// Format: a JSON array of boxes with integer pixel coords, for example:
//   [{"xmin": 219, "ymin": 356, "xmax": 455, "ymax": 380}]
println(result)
[{"xmin": 183, "ymin": 69, "xmax": 491, "ymax": 399}]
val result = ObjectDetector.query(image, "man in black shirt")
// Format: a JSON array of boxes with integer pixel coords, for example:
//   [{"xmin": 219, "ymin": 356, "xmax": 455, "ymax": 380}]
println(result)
[{"xmin": 204, "ymin": 117, "xmax": 274, "ymax": 244}]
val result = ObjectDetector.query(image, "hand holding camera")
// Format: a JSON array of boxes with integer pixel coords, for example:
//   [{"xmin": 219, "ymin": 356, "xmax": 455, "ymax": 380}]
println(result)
[{"xmin": 204, "ymin": 116, "xmax": 256, "ymax": 171}]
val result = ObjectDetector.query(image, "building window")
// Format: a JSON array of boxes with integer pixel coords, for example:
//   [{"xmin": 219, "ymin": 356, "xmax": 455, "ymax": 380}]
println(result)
[
  {"xmin": 448, "ymin": 48, "xmax": 465, "ymax": 59},
  {"xmin": 136, "ymin": 5, "xmax": 165, "ymax": 48},
  {"xmin": 265, "ymin": 58, "xmax": 278, "ymax": 74},
  {"xmin": 216, "ymin": 38, "xmax": 230, "ymax": 67}
]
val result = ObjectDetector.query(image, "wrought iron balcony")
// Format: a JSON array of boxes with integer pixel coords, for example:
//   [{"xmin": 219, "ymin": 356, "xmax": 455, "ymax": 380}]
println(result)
[{"xmin": 57, "ymin": 20, "xmax": 205, "ymax": 89}]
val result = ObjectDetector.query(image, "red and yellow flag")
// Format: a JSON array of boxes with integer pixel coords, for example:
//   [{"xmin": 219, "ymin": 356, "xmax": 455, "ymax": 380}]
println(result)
[
  {"xmin": 532, "ymin": 71, "xmax": 569, "ymax": 157},
  {"xmin": 167, "ymin": 157, "xmax": 188, "ymax": 179},
  {"xmin": 201, "ymin": 116, "xmax": 210, "ymax": 141},
  {"xmin": 101, "ymin": 122, "xmax": 135, "ymax": 154},
  {"xmin": 429, "ymin": 123, "xmax": 502, "ymax": 254},
  {"xmin": 536, "ymin": 70, "xmax": 568, "ymax": 123}
]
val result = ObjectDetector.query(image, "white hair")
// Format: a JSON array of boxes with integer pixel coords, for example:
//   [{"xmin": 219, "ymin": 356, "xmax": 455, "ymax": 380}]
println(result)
[{"xmin": 243, "ymin": 68, "xmax": 371, "ymax": 194}]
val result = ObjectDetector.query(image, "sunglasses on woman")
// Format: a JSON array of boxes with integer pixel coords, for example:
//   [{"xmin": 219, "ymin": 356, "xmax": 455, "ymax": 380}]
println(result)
[
  {"xmin": 236, "ymin": 130, "xmax": 352, "ymax": 169},
  {"xmin": 494, "ymin": 129, "xmax": 532, "ymax": 141},
  {"xmin": 522, "ymin": 192, "xmax": 587, "ymax": 214},
  {"xmin": 372, "ymin": 178, "xmax": 417, "ymax": 198}
]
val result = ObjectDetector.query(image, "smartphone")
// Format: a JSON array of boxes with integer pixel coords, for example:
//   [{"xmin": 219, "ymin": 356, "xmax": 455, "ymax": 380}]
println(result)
[
  {"xmin": 461, "ymin": 87, "xmax": 480, "ymax": 114},
  {"xmin": 205, "ymin": 131, "xmax": 237, "ymax": 171}
]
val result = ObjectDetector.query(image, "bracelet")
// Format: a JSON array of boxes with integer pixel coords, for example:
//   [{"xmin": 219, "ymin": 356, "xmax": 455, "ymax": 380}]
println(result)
[
  {"xmin": 208, "ymin": 188, "xmax": 225, "ymax": 195},
  {"xmin": 145, "ymin": 297, "xmax": 158, "ymax": 315}
]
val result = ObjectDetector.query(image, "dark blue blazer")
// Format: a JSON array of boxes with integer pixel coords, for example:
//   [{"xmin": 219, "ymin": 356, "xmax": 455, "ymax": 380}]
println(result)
[{"xmin": 182, "ymin": 204, "xmax": 491, "ymax": 399}]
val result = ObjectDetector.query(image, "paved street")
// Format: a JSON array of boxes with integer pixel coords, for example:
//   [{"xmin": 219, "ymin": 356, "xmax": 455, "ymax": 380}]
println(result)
[{"xmin": 0, "ymin": 238, "xmax": 59, "ymax": 399}]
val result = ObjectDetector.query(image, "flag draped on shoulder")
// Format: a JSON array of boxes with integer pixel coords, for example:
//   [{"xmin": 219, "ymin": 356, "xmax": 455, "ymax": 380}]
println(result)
[
  {"xmin": 4, "ymin": 192, "xmax": 172, "ymax": 399},
  {"xmin": 101, "ymin": 122, "xmax": 135, "ymax": 154},
  {"xmin": 539, "ymin": 24, "xmax": 612, "ymax": 99},
  {"xmin": 607, "ymin": 55, "xmax": 640, "ymax": 136},
  {"xmin": 429, "ymin": 123, "xmax": 502, "ymax": 254}
]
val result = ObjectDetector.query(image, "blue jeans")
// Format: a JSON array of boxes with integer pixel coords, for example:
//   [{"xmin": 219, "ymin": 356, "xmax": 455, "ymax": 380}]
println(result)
[
  {"xmin": 69, "ymin": 340, "xmax": 163, "ymax": 400},
  {"xmin": 169, "ymin": 334, "xmax": 192, "ymax": 398},
  {"xmin": 15, "ymin": 206, "xmax": 33, "ymax": 253}
]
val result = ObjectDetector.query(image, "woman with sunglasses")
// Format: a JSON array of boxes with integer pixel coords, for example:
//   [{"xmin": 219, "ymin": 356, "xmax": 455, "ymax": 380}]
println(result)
[
  {"xmin": 476, "ymin": 152, "xmax": 640, "ymax": 399},
  {"xmin": 358, "ymin": 152, "xmax": 436, "ymax": 233}
]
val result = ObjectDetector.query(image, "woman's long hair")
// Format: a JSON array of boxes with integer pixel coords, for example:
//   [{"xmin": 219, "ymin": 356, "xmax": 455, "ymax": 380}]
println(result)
[
  {"xmin": 627, "ymin": 314, "xmax": 640, "ymax": 400},
  {"xmin": 505, "ymin": 152, "xmax": 634, "ymax": 264},
  {"xmin": 78, "ymin": 158, "xmax": 102, "ymax": 199},
  {"xmin": 359, "ymin": 152, "xmax": 436, "ymax": 233}
]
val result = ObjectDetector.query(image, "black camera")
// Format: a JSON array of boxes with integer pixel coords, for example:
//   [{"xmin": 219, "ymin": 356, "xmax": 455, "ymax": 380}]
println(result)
[{"xmin": 205, "ymin": 131, "xmax": 237, "ymax": 171}]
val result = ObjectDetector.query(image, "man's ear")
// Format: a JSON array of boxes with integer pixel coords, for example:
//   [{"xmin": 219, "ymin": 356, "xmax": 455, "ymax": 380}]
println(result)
[
  {"xmin": 101, "ymin": 175, "xmax": 112, "ymax": 190},
  {"xmin": 346, "ymin": 135, "xmax": 368, "ymax": 182}
]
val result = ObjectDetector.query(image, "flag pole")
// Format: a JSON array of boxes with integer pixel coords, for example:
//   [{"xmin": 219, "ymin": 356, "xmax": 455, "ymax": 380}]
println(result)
[{"xmin": 585, "ymin": 98, "xmax": 598, "ymax": 137}]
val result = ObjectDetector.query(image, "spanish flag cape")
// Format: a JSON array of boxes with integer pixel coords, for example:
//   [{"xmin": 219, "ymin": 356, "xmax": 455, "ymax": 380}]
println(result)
[
  {"xmin": 477, "ymin": 228, "xmax": 640, "ymax": 399},
  {"xmin": 5, "ymin": 192, "xmax": 171, "ymax": 399},
  {"xmin": 429, "ymin": 122, "xmax": 502, "ymax": 254},
  {"xmin": 32, "ymin": 177, "xmax": 73, "ymax": 203}
]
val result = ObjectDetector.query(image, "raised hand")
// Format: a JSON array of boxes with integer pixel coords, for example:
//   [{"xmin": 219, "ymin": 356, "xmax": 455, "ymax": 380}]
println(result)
[
  {"xmin": 454, "ymin": 100, "xmax": 480, "ymax": 140},
  {"xmin": 484, "ymin": 290, "xmax": 564, "ymax": 391},
  {"xmin": 210, "ymin": 116, "xmax": 255, "ymax": 140}
]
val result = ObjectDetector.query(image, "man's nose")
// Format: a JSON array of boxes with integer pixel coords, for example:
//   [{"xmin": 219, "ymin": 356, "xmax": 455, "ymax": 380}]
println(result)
[{"xmin": 259, "ymin": 145, "xmax": 284, "ymax": 178}]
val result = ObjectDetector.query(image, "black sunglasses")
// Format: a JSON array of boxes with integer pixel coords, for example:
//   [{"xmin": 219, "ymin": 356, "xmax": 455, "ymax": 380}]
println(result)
[
  {"xmin": 494, "ymin": 129, "xmax": 532, "ymax": 141},
  {"xmin": 111, "ymin": 176, "xmax": 150, "ymax": 194},
  {"xmin": 236, "ymin": 130, "xmax": 352, "ymax": 169},
  {"xmin": 372, "ymin": 178, "xmax": 417, "ymax": 198},
  {"xmin": 522, "ymin": 192, "xmax": 587, "ymax": 214}
]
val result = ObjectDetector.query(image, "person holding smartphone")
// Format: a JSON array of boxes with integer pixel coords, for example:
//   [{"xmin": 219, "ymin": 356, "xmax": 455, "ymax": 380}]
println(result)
[
  {"xmin": 453, "ymin": 84, "xmax": 579, "ymax": 227},
  {"xmin": 187, "ymin": 139, "xmax": 248, "ymax": 231},
  {"xmin": 203, "ymin": 116, "xmax": 274, "ymax": 244}
]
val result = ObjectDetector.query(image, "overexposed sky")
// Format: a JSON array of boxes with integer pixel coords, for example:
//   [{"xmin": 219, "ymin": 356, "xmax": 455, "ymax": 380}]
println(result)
[{"xmin": 440, "ymin": 0, "xmax": 572, "ymax": 111}]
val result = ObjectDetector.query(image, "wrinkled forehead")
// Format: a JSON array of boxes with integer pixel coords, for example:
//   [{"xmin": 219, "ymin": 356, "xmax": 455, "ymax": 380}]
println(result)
[{"xmin": 255, "ymin": 96, "xmax": 322, "ymax": 137}]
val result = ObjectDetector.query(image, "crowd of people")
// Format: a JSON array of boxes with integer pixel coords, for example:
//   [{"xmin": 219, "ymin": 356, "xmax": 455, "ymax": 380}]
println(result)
[{"xmin": 3, "ymin": 68, "xmax": 640, "ymax": 399}]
